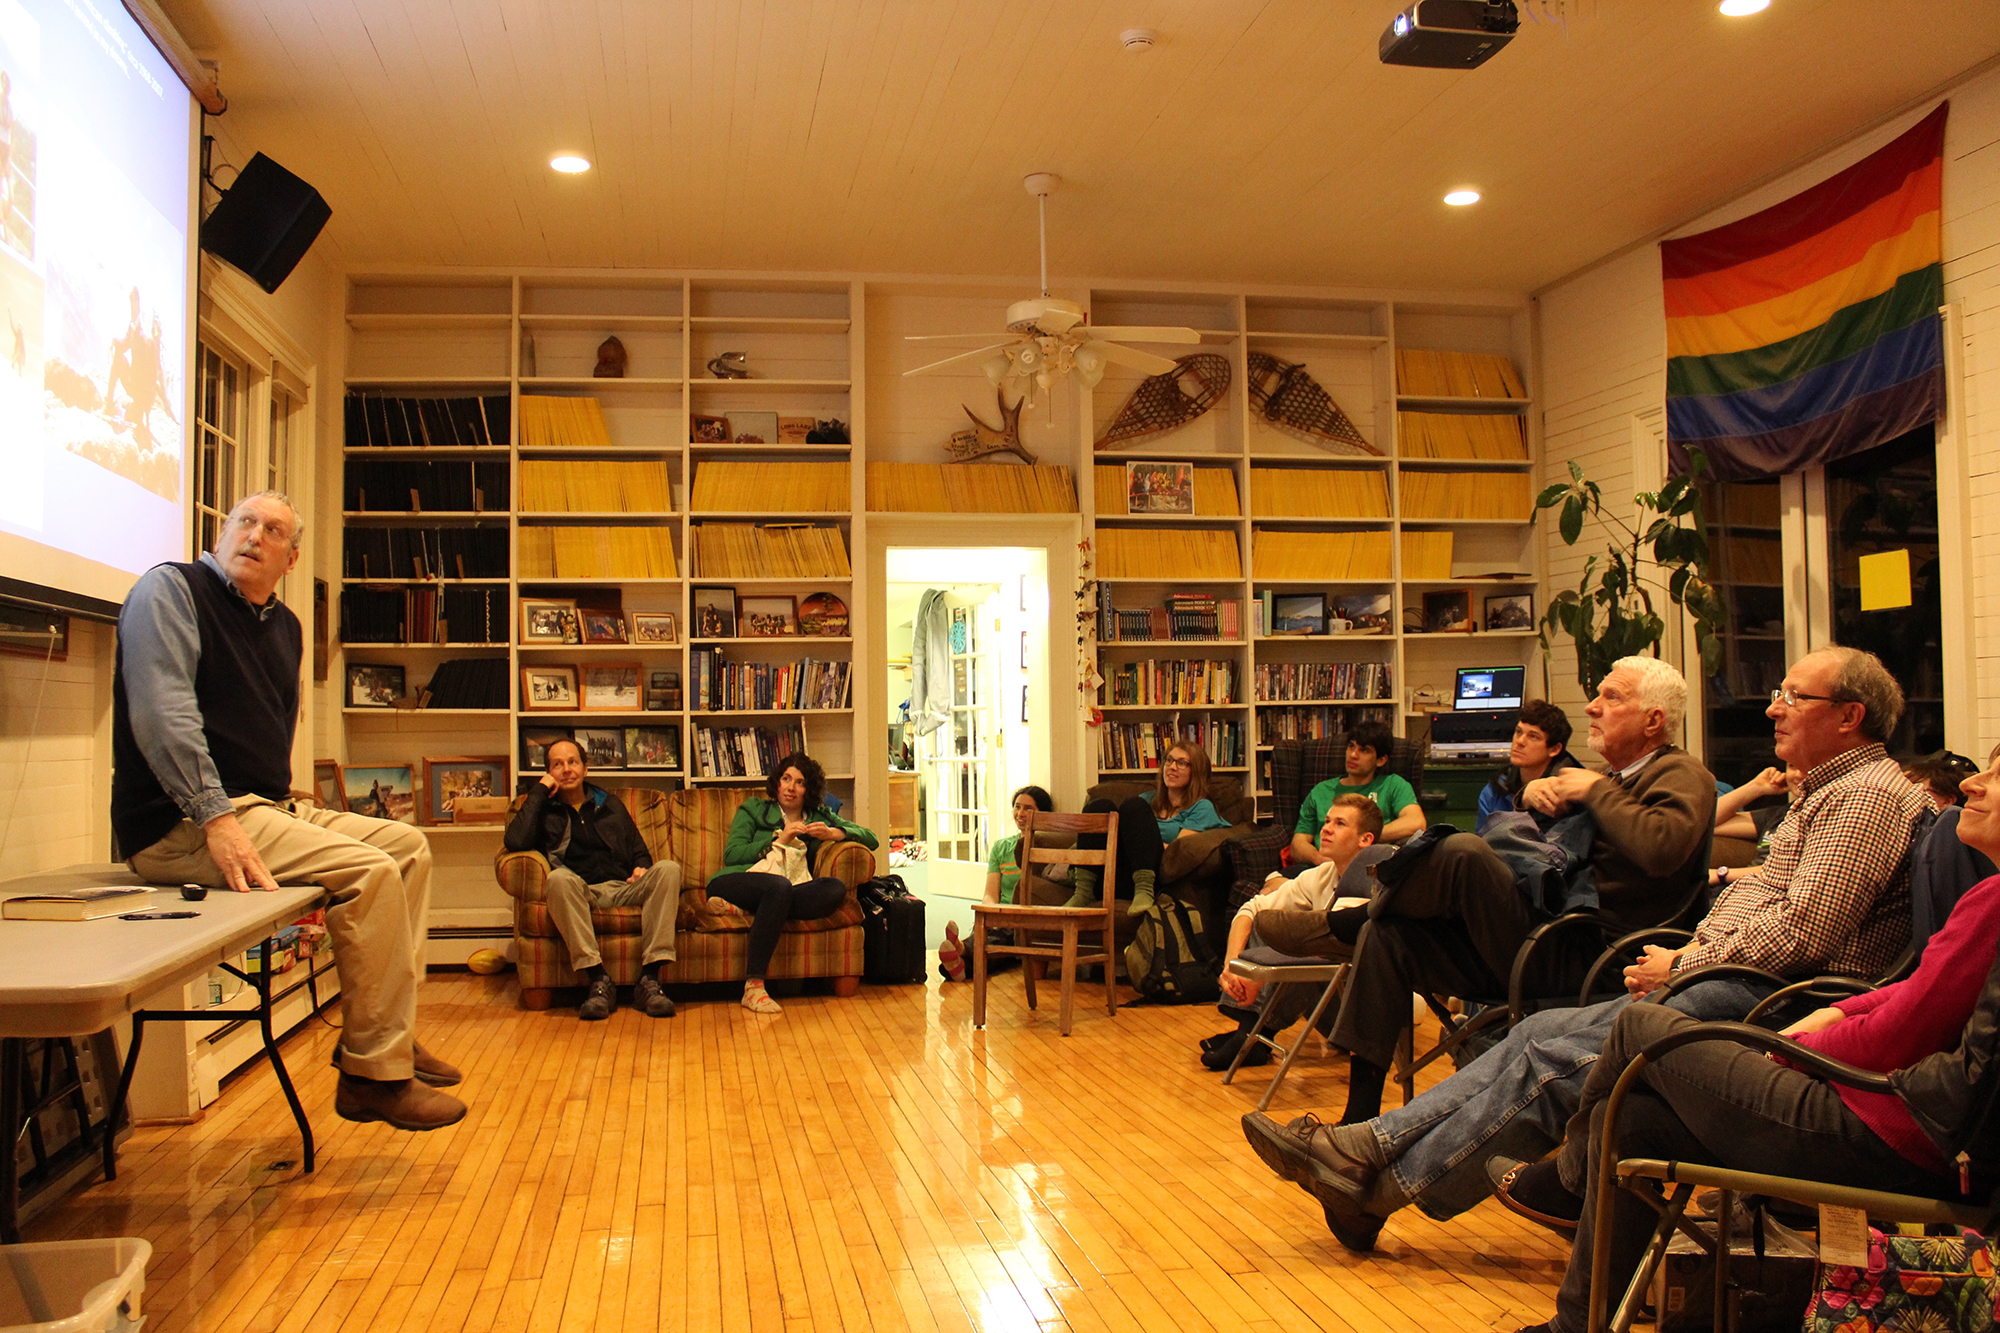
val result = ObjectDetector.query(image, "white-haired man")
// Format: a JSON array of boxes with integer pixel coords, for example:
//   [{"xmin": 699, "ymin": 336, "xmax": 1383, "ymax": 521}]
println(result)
[
  {"xmin": 112, "ymin": 492, "xmax": 465, "ymax": 1132},
  {"xmin": 1319, "ymin": 657, "xmax": 1716, "ymax": 1128}
]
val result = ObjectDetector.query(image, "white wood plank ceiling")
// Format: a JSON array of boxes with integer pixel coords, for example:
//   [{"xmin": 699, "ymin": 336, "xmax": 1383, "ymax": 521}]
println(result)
[{"xmin": 168, "ymin": 0, "xmax": 2000, "ymax": 293}]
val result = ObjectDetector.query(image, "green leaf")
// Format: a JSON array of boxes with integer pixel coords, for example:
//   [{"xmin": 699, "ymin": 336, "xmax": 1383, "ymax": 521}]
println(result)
[
  {"xmin": 1568, "ymin": 458, "xmax": 1584, "ymax": 483},
  {"xmin": 1560, "ymin": 496, "xmax": 1583, "ymax": 545},
  {"xmin": 1535, "ymin": 481, "xmax": 1571, "ymax": 510},
  {"xmin": 1669, "ymin": 565, "xmax": 1691, "ymax": 602}
]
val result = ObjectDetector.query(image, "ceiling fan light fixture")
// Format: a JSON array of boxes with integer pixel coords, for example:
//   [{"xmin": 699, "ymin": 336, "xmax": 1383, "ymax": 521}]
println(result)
[{"xmin": 1073, "ymin": 344, "xmax": 1109, "ymax": 389}]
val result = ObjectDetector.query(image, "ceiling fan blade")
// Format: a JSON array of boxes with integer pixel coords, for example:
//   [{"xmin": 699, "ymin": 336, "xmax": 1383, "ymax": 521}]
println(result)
[
  {"xmin": 903, "ymin": 342, "xmax": 1017, "ymax": 377},
  {"xmin": 904, "ymin": 332, "xmax": 1016, "ymax": 342},
  {"xmin": 1086, "ymin": 325, "xmax": 1202, "ymax": 345},
  {"xmin": 1093, "ymin": 341, "xmax": 1183, "ymax": 376}
]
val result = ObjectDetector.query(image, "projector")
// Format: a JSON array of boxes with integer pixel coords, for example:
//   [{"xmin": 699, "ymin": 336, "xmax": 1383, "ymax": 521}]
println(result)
[{"xmin": 1379, "ymin": 0, "xmax": 1520, "ymax": 69}]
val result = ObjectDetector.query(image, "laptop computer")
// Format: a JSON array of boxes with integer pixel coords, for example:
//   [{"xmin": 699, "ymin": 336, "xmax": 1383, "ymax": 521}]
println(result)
[{"xmin": 1428, "ymin": 665, "xmax": 1525, "ymax": 759}]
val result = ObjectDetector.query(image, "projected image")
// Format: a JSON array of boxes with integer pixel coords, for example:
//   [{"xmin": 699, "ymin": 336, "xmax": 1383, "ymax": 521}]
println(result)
[
  {"xmin": 0, "ymin": 0, "xmax": 191, "ymax": 610},
  {"xmin": 42, "ymin": 128, "xmax": 185, "ymax": 501}
]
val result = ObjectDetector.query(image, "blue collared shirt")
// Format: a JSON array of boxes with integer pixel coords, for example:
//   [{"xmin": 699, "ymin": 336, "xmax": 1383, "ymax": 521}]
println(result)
[{"xmin": 120, "ymin": 552, "xmax": 290, "ymax": 828}]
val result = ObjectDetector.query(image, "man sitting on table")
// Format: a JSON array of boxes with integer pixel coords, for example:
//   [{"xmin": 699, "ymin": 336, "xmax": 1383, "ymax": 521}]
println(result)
[
  {"xmin": 112, "ymin": 492, "xmax": 465, "ymax": 1132},
  {"xmin": 1288, "ymin": 720, "xmax": 1424, "ymax": 873},
  {"xmin": 503, "ymin": 738, "xmax": 681, "ymax": 1020}
]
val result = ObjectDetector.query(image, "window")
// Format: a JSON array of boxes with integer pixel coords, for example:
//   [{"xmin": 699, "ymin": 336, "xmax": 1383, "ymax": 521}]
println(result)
[{"xmin": 193, "ymin": 340, "xmax": 246, "ymax": 554}]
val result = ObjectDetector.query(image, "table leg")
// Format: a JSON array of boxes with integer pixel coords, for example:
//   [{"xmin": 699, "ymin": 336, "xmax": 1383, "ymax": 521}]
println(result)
[
  {"xmin": 236, "ymin": 940, "xmax": 314, "ymax": 1174},
  {"xmin": 103, "ymin": 1017, "xmax": 147, "ymax": 1184}
]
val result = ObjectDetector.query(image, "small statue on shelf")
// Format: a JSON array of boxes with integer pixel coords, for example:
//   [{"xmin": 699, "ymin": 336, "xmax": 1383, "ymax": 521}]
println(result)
[
  {"xmin": 593, "ymin": 336, "xmax": 627, "ymax": 378},
  {"xmin": 706, "ymin": 351, "xmax": 748, "ymax": 379}
]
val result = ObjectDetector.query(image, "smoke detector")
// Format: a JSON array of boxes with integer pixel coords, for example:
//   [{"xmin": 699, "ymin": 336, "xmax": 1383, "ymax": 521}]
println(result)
[{"xmin": 1120, "ymin": 28, "xmax": 1158, "ymax": 52}]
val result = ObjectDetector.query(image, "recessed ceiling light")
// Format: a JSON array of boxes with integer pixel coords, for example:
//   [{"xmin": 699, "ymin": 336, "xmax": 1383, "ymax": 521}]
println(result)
[
  {"xmin": 1718, "ymin": 0, "xmax": 1770, "ymax": 15},
  {"xmin": 549, "ymin": 155, "xmax": 591, "ymax": 174},
  {"xmin": 1444, "ymin": 189, "xmax": 1481, "ymax": 207}
]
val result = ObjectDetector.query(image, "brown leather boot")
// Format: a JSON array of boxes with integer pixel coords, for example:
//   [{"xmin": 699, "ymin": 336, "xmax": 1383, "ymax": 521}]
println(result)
[{"xmin": 335, "ymin": 1074, "xmax": 467, "ymax": 1131}]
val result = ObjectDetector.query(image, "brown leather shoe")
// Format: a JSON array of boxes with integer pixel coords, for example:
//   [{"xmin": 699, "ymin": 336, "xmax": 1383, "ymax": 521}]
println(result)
[
  {"xmin": 335, "ymin": 1074, "xmax": 467, "ymax": 1131},
  {"xmin": 329, "ymin": 1042, "xmax": 462, "ymax": 1088}
]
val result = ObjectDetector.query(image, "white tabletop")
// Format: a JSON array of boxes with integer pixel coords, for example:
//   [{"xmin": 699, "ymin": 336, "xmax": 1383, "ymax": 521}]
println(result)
[{"xmin": 0, "ymin": 864, "xmax": 326, "ymax": 1037}]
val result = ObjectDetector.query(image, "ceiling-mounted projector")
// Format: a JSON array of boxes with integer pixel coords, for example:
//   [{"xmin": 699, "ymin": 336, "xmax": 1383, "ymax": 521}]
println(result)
[{"xmin": 1379, "ymin": 0, "xmax": 1520, "ymax": 68}]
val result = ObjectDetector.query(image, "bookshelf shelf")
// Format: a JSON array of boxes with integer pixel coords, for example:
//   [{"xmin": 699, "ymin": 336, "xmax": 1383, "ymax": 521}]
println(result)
[
  {"xmin": 1096, "ymin": 703, "xmax": 1245, "ymax": 713},
  {"xmin": 344, "ymin": 376, "xmax": 511, "ymax": 388},
  {"xmin": 516, "ymin": 643, "xmax": 684, "ymax": 654},
  {"xmin": 344, "ymin": 445, "xmax": 510, "ymax": 458},
  {"xmin": 687, "ymin": 378, "xmax": 851, "ymax": 390},
  {"xmin": 1246, "ymin": 331, "xmax": 1388, "ymax": 347},
  {"xmin": 344, "ymin": 708, "xmax": 511, "ymax": 717},
  {"xmin": 341, "ymin": 511, "xmax": 506, "ymax": 522},
  {"xmin": 516, "ymin": 445, "xmax": 683, "ymax": 458},
  {"xmin": 1396, "ymin": 394, "xmax": 1531, "ymax": 411},
  {"xmin": 687, "ymin": 315, "xmax": 851, "ymax": 334},
  {"xmin": 690, "ymin": 636, "xmax": 853, "ymax": 646},
  {"xmin": 518, "ymin": 314, "xmax": 685, "ymax": 332},
  {"xmin": 1395, "ymin": 457, "xmax": 1535, "ymax": 472},
  {"xmin": 348, "ymin": 642, "xmax": 509, "ymax": 651},
  {"xmin": 347, "ymin": 313, "xmax": 513, "ymax": 332},
  {"xmin": 520, "ymin": 376, "xmax": 684, "ymax": 390},
  {"xmin": 691, "ymin": 708, "xmax": 855, "ymax": 718},
  {"xmin": 340, "ymin": 577, "xmax": 510, "ymax": 585},
  {"xmin": 516, "ymin": 511, "xmax": 678, "ymax": 522}
]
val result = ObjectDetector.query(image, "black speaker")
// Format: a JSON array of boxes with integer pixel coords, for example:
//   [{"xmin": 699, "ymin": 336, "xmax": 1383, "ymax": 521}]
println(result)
[{"xmin": 200, "ymin": 152, "xmax": 331, "ymax": 294}]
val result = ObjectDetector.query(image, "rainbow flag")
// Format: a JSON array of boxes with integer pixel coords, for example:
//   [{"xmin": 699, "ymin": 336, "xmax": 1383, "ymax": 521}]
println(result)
[{"xmin": 1663, "ymin": 103, "xmax": 1946, "ymax": 480}]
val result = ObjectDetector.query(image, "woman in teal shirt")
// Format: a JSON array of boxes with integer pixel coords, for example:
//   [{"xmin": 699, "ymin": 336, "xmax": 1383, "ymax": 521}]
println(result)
[
  {"xmin": 712, "ymin": 751, "xmax": 878, "ymax": 1012},
  {"xmin": 1072, "ymin": 741, "xmax": 1231, "ymax": 915}
]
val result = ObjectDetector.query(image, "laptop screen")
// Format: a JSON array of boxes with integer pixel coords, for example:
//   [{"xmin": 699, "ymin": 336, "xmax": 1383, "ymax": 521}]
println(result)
[{"xmin": 1454, "ymin": 665, "xmax": 1525, "ymax": 712}]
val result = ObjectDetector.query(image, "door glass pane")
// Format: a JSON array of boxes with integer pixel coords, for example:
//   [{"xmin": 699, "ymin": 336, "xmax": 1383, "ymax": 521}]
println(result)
[
  {"xmin": 1826, "ymin": 425, "xmax": 1942, "ymax": 756},
  {"xmin": 1699, "ymin": 477, "xmax": 1786, "ymax": 787}
]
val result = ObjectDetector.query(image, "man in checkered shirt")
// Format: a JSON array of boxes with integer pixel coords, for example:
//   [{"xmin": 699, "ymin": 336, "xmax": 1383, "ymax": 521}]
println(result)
[{"xmin": 1242, "ymin": 646, "xmax": 1934, "ymax": 1253}]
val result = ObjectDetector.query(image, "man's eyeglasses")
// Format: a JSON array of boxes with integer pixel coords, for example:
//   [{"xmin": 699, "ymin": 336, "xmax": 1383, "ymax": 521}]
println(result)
[{"xmin": 1770, "ymin": 687, "xmax": 1846, "ymax": 709}]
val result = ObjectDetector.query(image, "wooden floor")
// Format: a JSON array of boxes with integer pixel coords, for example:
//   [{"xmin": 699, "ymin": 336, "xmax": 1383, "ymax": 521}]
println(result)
[{"xmin": 28, "ymin": 971, "xmax": 1574, "ymax": 1333}]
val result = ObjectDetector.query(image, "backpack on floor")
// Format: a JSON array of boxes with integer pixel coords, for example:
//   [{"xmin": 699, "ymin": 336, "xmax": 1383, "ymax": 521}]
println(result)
[
  {"xmin": 1123, "ymin": 892, "xmax": 1220, "ymax": 1004},
  {"xmin": 858, "ymin": 876, "xmax": 926, "ymax": 984}
]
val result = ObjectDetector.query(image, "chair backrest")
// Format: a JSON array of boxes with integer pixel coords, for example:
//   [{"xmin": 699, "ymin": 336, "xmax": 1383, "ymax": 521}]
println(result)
[
  {"xmin": 664, "ymin": 784, "xmax": 762, "ymax": 886},
  {"xmin": 1018, "ymin": 809, "xmax": 1118, "ymax": 881},
  {"xmin": 505, "ymin": 786, "xmax": 675, "ymax": 865},
  {"xmin": 1910, "ymin": 805, "xmax": 1996, "ymax": 963},
  {"xmin": 1269, "ymin": 733, "xmax": 1426, "ymax": 832}
]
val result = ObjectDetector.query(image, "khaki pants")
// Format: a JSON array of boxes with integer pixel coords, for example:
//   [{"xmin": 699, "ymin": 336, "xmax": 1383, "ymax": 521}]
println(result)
[
  {"xmin": 543, "ymin": 863, "xmax": 681, "ymax": 971},
  {"xmin": 129, "ymin": 795, "xmax": 431, "ymax": 1081}
]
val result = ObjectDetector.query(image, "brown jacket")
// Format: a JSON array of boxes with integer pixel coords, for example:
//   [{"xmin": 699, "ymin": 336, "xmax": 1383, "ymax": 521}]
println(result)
[{"xmin": 1578, "ymin": 745, "xmax": 1715, "ymax": 933}]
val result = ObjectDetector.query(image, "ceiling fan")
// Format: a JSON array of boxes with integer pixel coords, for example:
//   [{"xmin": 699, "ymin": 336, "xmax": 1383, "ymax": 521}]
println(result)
[{"xmin": 903, "ymin": 173, "xmax": 1202, "ymax": 407}]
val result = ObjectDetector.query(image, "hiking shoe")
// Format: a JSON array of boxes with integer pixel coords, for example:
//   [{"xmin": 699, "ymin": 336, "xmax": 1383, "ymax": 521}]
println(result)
[
  {"xmin": 579, "ymin": 975, "xmax": 617, "ymax": 1020},
  {"xmin": 1488, "ymin": 1157, "xmax": 1582, "ymax": 1235},
  {"xmin": 1312, "ymin": 1178, "xmax": 1386, "ymax": 1254},
  {"xmin": 335, "ymin": 1074, "xmax": 467, "ymax": 1132},
  {"xmin": 1202, "ymin": 1034, "xmax": 1271, "ymax": 1071},
  {"xmin": 330, "ymin": 1041, "xmax": 461, "ymax": 1088},
  {"xmin": 636, "ymin": 974, "xmax": 676, "ymax": 1018},
  {"xmin": 1242, "ymin": 1111, "xmax": 1381, "ymax": 1192}
]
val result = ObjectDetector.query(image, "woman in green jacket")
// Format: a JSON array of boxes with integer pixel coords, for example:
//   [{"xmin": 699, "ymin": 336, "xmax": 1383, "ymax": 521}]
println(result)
[{"xmin": 712, "ymin": 752, "xmax": 879, "ymax": 1012}]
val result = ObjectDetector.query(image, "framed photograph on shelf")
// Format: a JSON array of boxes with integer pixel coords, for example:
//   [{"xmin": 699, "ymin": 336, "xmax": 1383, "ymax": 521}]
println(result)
[
  {"xmin": 739, "ymin": 595, "xmax": 797, "ymax": 637},
  {"xmin": 346, "ymin": 663, "xmax": 406, "ymax": 708},
  {"xmin": 574, "ymin": 727, "xmax": 626, "ymax": 769},
  {"xmin": 630, "ymin": 612, "xmax": 677, "ymax": 644},
  {"xmin": 582, "ymin": 611, "xmax": 627, "ymax": 644},
  {"xmin": 521, "ymin": 664, "xmax": 578, "ymax": 711},
  {"xmin": 1125, "ymin": 460, "xmax": 1193, "ymax": 515},
  {"xmin": 313, "ymin": 760, "xmax": 344, "ymax": 812},
  {"xmin": 580, "ymin": 662, "xmax": 642, "ymax": 711},
  {"xmin": 1423, "ymin": 590, "xmax": 1473, "ymax": 633},
  {"xmin": 1272, "ymin": 593, "xmax": 1327, "ymax": 636},
  {"xmin": 520, "ymin": 726, "xmax": 575, "ymax": 771},
  {"xmin": 520, "ymin": 598, "xmax": 579, "ymax": 645},
  {"xmin": 623, "ymin": 725, "xmax": 680, "ymax": 770},
  {"xmin": 692, "ymin": 586, "xmax": 737, "ymax": 639},
  {"xmin": 725, "ymin": 409, "xmax": 780, "ymax": 445},
  {"xmin": 796, "ymin": 591, "xmax": 847, "ymax": 636},
  {"xmin": 423, "ymin": 756, "xmax": 508, "ymax": 825},
  {"xmin": 691, "ymin": 414, "xmax": 730, "ymax": 444},
  {"xmin": 340, "ymin": 765, "xmax": 417, "ymax": 825},
  {"xmin": 1330, "ymin": 592, "xmax": 1392, "ymax": 634},
  {"xmin": 1484, "ymin": 592, "xmax": 1534, "ymax": 631}
]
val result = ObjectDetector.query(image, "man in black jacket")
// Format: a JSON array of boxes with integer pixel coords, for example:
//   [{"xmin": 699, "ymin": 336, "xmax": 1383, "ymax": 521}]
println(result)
[{"xmin": 504, "ymin": 739, "xmax": 680, "ymax": 1019}]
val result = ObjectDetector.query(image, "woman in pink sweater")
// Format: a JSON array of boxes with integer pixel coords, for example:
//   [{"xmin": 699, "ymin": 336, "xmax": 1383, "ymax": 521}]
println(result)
[{"xmin": 1512, "ymin": 754, "xmax": 2000, "ymax": 1333}]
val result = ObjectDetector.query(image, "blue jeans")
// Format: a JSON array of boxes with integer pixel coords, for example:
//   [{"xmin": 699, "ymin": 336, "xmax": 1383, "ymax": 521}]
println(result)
[{"xmin": 1367, "ymin": 978, "xmax": 1777, "ymax": 1220}]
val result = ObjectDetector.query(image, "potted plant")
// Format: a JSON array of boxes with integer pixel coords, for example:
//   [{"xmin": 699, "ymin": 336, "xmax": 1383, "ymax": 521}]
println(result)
[{"xmin": 1534, "ymin": 450, "xmax": 1727, "ymax": 697}]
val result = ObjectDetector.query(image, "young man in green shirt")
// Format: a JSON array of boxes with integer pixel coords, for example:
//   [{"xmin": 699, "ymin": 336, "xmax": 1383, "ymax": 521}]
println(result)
[{"xmin": 1289, "ymin": 721, "xmax": 1426, "ymax": 870}]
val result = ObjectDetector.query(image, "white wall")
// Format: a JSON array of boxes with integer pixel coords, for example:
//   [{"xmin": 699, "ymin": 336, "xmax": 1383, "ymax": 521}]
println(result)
[
  {"xmin": 1536, "ymin": 67, "xmax": 2000, "ymax": 758},
  {"xmin": 0, "ymin": 248, "xmax": 338, "ymax": 876}
]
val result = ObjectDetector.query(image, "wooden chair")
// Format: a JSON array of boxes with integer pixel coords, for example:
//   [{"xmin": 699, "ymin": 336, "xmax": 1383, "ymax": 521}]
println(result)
[{"xmin": 971, "ymin": 810, "xmax": 1120, "ymax": 1036}]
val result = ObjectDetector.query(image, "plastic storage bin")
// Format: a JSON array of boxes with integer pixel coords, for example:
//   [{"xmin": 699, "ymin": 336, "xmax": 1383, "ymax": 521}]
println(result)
[{"xmin": 0, "ymin": 1239, "xmax": 151, "ymax": 1333}]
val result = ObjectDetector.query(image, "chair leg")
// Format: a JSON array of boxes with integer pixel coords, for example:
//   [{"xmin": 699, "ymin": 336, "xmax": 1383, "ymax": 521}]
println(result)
[
  {"xmin": 1104, "ymin": 926, "xmax": 1119, "ymax": 1017},
  {"xmin": 520, "ymin": 987, "xmax": 555, "ymax": 1011},
  {"xmin": 1395, "ymin": 1022, "xmax": 1415, "ymax": 1104},
  {"xmin": 972, "ymin": 918, "xmax": 988, "ymax": 1029},
  {"xmin": 1257, "ymin": 970, "xmax": 1346, "ymax": 1113},
  {"xmin": 1223, "ymin": 982, "xmax": 1282, "ymax": 1086},
  {"xmin": 1023, "ymin": 951, "xmax": 1039, "ymax": 1011},
  {"xmin": 1057, "ymin": 924, "xmax": 1078, "ymax": 1036}
]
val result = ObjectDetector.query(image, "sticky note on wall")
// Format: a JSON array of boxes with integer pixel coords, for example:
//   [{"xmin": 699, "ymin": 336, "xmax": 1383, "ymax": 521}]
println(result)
[{"xmin": 1858, "ymin": 549, "xmax": 1912, "ymax": 611}]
